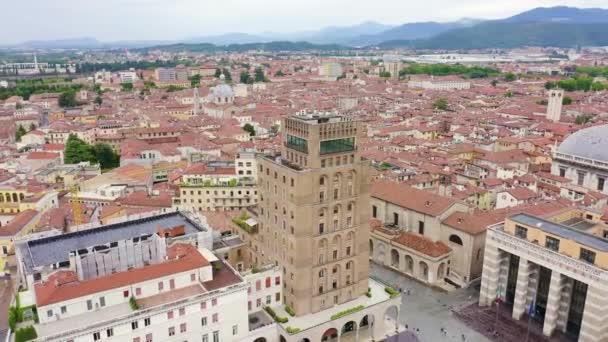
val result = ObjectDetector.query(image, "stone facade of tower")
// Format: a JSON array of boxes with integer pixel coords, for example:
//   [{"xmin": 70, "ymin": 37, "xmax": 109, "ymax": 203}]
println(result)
[
  {"xmin": 547, "ymin": 89, "xmax": 564, "ymax": 122},
  {"xmin": 255, "ymin": 114, "xmax": 371, "ymax": 315}
]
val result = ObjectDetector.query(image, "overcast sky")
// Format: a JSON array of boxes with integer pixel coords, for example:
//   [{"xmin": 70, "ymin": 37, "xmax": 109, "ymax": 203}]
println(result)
[{"xmin": 3, "ymin": 0, "xmax": 607, "ymax": 44}]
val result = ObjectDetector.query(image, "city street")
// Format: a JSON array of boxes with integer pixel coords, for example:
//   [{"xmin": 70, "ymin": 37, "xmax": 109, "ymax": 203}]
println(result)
[{"xmin": 371, "ymin": 263, "xmax": 490, "ymax": 342}]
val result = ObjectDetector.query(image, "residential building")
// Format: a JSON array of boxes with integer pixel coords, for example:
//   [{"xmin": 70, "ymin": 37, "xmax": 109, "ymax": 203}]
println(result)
[
  {"xmin": 13, "ymin": 211, "xmax": 260, "ymax": 342},
  {"xmin": 173, "ymin": 159, "xmax": 258, "ymax": 212},
  {"xmin": 407, "ymin": 76, "xmax": 471, "ymax": 90}
]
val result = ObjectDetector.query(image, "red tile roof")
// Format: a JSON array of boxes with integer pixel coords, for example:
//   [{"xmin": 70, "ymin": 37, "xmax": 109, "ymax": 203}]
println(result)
[
  {"xmin": 35, "ymin": 243, "xmax": 209, "ymax": 307},
  {"xmin": 392, "ymin": 232, "xmax": 451, "ymax": 258},
  {"xmin": 371, "ymin": 180, "xmax": 459, "ymax": 216}
]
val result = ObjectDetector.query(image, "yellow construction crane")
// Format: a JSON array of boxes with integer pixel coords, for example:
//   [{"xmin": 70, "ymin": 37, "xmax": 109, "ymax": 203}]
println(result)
[{"xmin": 71, "ymin": 184, "xmax": 83, "ymax": 226}]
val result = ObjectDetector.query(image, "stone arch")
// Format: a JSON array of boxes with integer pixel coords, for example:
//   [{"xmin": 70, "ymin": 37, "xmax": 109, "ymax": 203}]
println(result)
[
  {"xmin": 280, "ymin": 335, "xmax": 287, "ymax": 342},
  {"xmin": 390, "ymin": 249, "xmax": 400, "ymax": 268},
  {"xmin": 345, "ymin": 260, "xmax": 355, "ymax": 285},
  {"xmin": 299, "ymin": 339, "xmax": 311, "ymax": 342},
  {"xmin": 316, "ymin": 267, "xmax": 328, "ymax": 294},
  {"xmin": 332, "ymin": 172, "xmax": 343, "ymax": 200},
  {"xmin": 332, "ymin": 204, "xmax": 342, "ymax": 231},
  {"xmin": 369, "ymin": 239, "xmax": 374, "ymax": 258},
  {"xmin": 345, "ymin": 231, "xmax": 355, "ymax": 256},
  {"xmin": 347, "ymin": 170, "xmax": 357, "ymax": 196},
  {"xmin": 19, "ymin": 193, "xmax": 24, "ymax": 201},
  {"xmin": 384, "ymin": 304, "xmax": 400, "ymax": 331},
  {"xmin": 376, "ymin": 242, "xmax": 386, "ymax": 263},
  {"xmin": 438, "ymin": 262, "xmax": 446, "ymax": 280},
  {"xmin": 318, "ymin": 238, "xmax": 328, "ymax": 264},
  {"xmin": 449, "ymin": 234, "xmax": 463, "ymax": 246},
  {"xmin": 341, "ymin": 320, "xmax": 357, "ymax": 337},
  {"xmin": 321, "ymin": 327, "xmax": 338, "ymax": 341},
  {"xmin": 253, "ymin": 338, "xmax": 267, "ymax": 342},
  {"xmin": 331, "ymin": 263, "xmax": 342, "ymax": 290},
  {"xmin": 331, "ymin": 234, "xmax": 342, "ymax": 260},
  {"xmin": 419, "ymin": 261, "xmax": 429, "ymax": 282},
  {"xmin": 359, "ymin": 314, "xmax": 375, "ymax": 341},
  {"xmin": 405, "ymin": 255, "xmax": 414, "ymax": 273}
]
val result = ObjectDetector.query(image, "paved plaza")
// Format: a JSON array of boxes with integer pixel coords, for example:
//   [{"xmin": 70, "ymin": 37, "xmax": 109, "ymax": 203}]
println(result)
[{"xmin": 371, "ymin": 263, "xmax": 490, "ymax": 342}]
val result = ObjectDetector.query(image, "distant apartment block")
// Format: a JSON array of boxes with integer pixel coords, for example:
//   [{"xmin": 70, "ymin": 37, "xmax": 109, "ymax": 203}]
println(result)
[{"xmin": 407, "ymin": 76, "xmax": 471, "ymax": 90}]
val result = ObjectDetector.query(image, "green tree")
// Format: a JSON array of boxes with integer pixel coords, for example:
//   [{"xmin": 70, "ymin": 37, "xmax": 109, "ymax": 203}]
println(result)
[
  {"xmin": 58, "ymin": 90, "xmax": 78, "ymax": 108},
  {"xmin": 269, "ymin": 124, "xmax": 280, "ymax": 135},
  {"xmin": 545, "ymin": 81, "xmax": 557, "ymax": 90},
  {"xmin": 242, "ymin": 123, "xmax": 255, "ymax": 137},
  {"xmin": 433, "ymin": 98, "xmax": 448, "ymax": 110},
  {"xmin": 222, "ymin": 68, "xmax": 232, "ymax": 82},
  {"xmin": 94, "ymin": 96, "xmax": 103, "ymax": 106},
  {"xmin": 166, "ymin": 85, "xmax": 186, "ymax": 92},
  {"xmin": 491, "ymin": 80, "xmax": 498, "ymax": 87},
  {"xmin": 121, "ymin": 83, "xmax": 134, "ymax": 92},
  {"xmin": 189, "ymin": 74, "xmax": 202, "ymax": 88},
  {"xmin": 64, "ymin": 134, "xmax": 97, "ymax": 164},
  {"xmin": 29, "ymin": 123, "xmax": 36, "ymax": 131},
  {"xmin": 379, "ymin": 71, "xmax": 391, "ymax": 78},
  {"xmin": 505, "ymin": 90, "xmax": 514, "ymax": 97},
  {"xmin": 504, "ymin": 72, "xmax": 517, "ymax": 82},
  {"xmin": 214, "ymin": 68, "xmax": 222, "ymax": 78},
  {"xmin": 93, "ymin": 143, "xmax": 120, "ymax": 169},
  {"xmin": 15, "ymin": 125, "xmax": 26, "ymax": 142},
  {"xmin": 275, "ymin": 70, "xmax": 285, "ymax": 77},
  {"xmin": 575, "ymin": 114, "xmax": 593, "ymax": 125},
  {"xmin": 144, "ymin": 80, "xmax": 157, "ymax": 89},
  {"xmin": 562, "ymin": 96, "xmax": 572, "ymax": 105},
  {"xmin": 591, "ymin": 82, "xmax": 606, "ymax": 91},
  {"xmin": 240, "ymin": 71, "xmax": 253, "ymax": 84},
  {"xmin": 254, "ymin": 67, "xmax": 268, "ymax": 82}
]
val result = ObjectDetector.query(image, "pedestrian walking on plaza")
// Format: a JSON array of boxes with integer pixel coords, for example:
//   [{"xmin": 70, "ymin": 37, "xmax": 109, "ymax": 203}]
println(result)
[{"xmin": 461, "ymin": 333, "xmax": 466, "ymax": 341}]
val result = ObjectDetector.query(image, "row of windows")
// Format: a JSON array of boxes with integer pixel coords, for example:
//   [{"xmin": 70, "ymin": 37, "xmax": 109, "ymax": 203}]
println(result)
[
  {"xmin": 320, "ymin": 154, "xmax": 355, "ymax": 168},
  {"xmin": 89, "ymin": 301, "xmax": 222, "ymax": 341},
  {"xmin": 248, "ymin": 276, "xmax": 281, "ymax": 292},
  {"xmin": 248, "ymin": 292, "xmax": 281, "ymax": 310},
  {"xmin": 559, "ymin": 167, "xmax": 606, "ymax": 191},
  {"xmin": 515, "ymin": 225, "xmax": 597, "ymax": 264},
  {"xmin": 182, "ymin": 190, "xmax": 256, "ymax": 196}
]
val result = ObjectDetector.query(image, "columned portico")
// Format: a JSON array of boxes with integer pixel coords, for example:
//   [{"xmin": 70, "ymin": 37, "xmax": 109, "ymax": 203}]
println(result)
[
  {"xmin": 579, "ymin": 286, "xmax": 608, "ymax": 342},
  {"xmin": 543, "ymin": 271, "xmax": 565, "ymax": 336},
  {"xmin": 481, "ymin": 225, "xmax": 608, "ymax": 342},
  {"xmin": 479, "ymin": 241, "xmax": 509, "ymax": 306},
  {"xmin": 512, "ymin": 258, "xmax": 532, "ymax": 320}
]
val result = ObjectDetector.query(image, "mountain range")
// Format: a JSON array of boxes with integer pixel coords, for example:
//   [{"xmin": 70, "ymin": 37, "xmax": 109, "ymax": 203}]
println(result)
[{"xmin": 4, "ymin": 6, "xmax": 608, "ymax": 50}]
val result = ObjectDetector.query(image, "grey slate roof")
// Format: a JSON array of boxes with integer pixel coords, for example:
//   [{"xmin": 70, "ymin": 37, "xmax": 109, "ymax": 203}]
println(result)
[
  {"xmin": 557, "ymin": 124, "xmax": 608, "ymax": 162},
  {"xmin": 19, "ymin": 211, "xmax": 207, "ymax": 273},
  {"xmin": 510, "ymin": 213, "xmax": 608, "ymax": 252}
]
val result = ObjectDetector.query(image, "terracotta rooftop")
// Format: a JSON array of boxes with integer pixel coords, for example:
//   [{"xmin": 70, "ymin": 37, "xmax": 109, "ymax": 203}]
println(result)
[
  {"xmin": 372, "ymin": 180, "xmax": 458, "ymax": 216},
  {"xmin": 392, "ymin": 231, "xmax": 451, "ymax": 258},
  {"xmin": 35, "ymin": 243, "xmax": 209, "ymax": 307}
]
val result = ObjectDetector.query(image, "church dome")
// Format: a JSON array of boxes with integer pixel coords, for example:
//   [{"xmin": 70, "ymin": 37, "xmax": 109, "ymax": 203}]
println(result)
[
  {"xmin": 212, "ymin": 84, "xmax": 234, "ymax": 98},
  {"xmin": 557, "ymin": 124, "xmax": 608, "ymax": 162}
]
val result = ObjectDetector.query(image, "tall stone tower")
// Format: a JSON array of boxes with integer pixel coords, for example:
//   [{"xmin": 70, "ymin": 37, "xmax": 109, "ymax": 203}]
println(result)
[
  {"xmin": 546, "ymin": 89, "xmax": 564, "ymax": 122},
  {"xmin": 255, "ymin": 113, "xmax": 371, "ymax": 315}
]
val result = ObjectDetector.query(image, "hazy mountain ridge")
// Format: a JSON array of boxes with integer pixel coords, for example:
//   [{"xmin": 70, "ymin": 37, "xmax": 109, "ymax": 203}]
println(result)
[{"xmin": 4, "ymin": 6, "xmax": 608, "ymax": 50}]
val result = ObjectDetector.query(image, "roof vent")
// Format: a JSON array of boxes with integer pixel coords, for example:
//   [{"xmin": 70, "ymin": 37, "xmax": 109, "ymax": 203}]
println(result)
[
  {"xmin": 457, "ymin": 218, "xmax": 463, "ymax": 224},
  {"xmin": 425, "ymin": 201, "xmax": 431, "ymax": 206}
]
